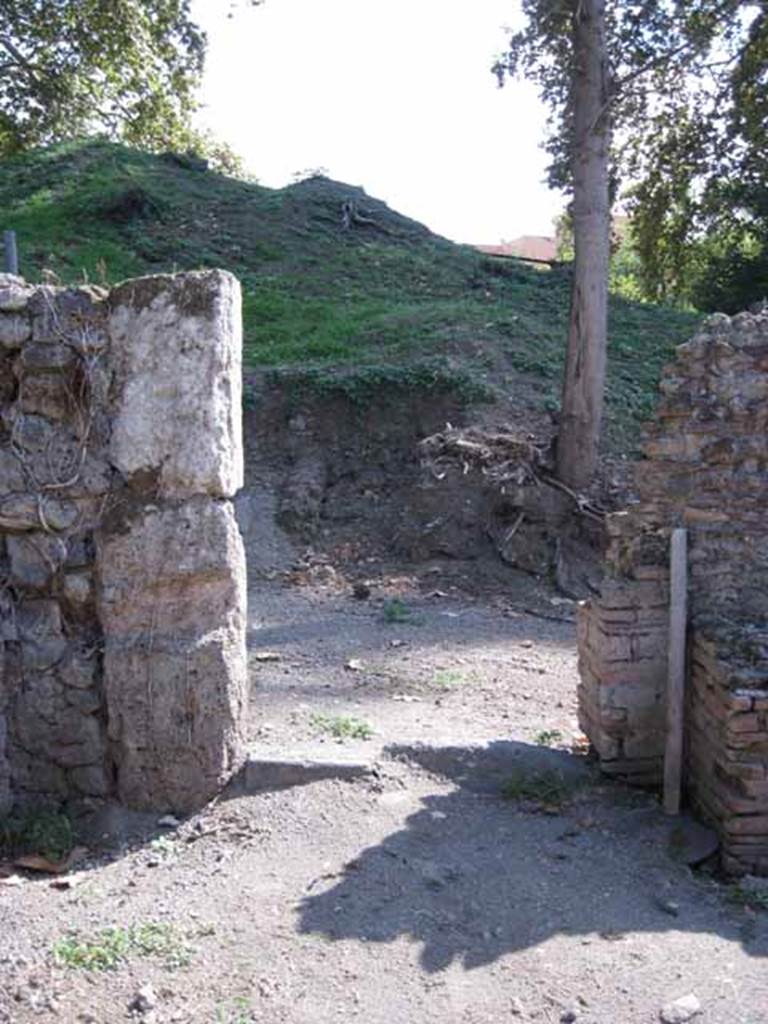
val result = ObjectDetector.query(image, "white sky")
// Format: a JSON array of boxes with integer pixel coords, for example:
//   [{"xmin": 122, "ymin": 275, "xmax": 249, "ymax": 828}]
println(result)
[{"xmin": 192, "ymin": 0, "xmax": 564, "ymax": 244}]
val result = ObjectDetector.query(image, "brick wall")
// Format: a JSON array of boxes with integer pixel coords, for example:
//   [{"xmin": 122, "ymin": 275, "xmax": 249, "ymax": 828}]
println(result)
[{"xmin": 578, "ymin": 310, "xmax": 768, "ymax": 871}]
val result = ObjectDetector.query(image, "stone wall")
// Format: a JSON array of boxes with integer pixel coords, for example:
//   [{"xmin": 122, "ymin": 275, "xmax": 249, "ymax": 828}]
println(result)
[
  {"xmin": 0, "ymin": 270, "xmax": 247, "ymax": 815},
  {"xmin": 578, "ymin": 310, "xmax": 768, "ymax": 871}
]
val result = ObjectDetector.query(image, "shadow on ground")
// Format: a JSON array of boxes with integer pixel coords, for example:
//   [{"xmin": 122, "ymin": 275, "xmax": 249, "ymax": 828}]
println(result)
[{"xmin": 297, "ymin": 740, "xmax": 768, "ymax": 970}]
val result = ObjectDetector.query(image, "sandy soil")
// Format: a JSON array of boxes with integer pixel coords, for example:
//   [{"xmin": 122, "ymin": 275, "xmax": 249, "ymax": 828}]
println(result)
[{"xmin": 1, "ymin": 573, "xmax": 767, "ymax": 1024}]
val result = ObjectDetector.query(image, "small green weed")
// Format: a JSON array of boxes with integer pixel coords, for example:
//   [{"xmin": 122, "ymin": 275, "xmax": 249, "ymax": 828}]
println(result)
[
  {"xmin": 310, "ymin": 713, "xmax": 373, "ymax": 741},
  {"xmin": 216, "ymin": 997, "xmax": 254, "ymax": 1024},
  {"xmin": 726, "ymin": 884, "xmax": 768, "ymax": 912},
  {"xmin": 53, "ymin": 929, "xmax": 129, "ymax": 972},
  {"xmin": 382, "ymin": 598, "xmax": 417, "ymax": 624},
  {"xmin": 500, "ymin": 769, "xmax": 575, "ymax": 809},
  {"xmin": 149, "ymin": 835, "xmax": 178, "ymax": 859},
  {"xmin": 0, "ymin": 809, "xmax": 73, "ymax": 861},
  {"xmin": 533, "ymin": 729, "xmax": 564, "ymax": 748},
  {"xmin": 433, "ymin": 670, "xmax": 466, "ymax": 689},
  {"xmin": 53, "ymin": 921, "xmax": 191, "ymax": 972}
]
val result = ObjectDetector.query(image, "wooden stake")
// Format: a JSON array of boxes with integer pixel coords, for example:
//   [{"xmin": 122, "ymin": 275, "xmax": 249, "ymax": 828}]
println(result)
[
  {"xmin": 3, "ymin": 230, "xmax": 18, "ymax": 275},
  {"xmin": 664, "ymin": 527, "xmax": 688, "ymax": 815}
]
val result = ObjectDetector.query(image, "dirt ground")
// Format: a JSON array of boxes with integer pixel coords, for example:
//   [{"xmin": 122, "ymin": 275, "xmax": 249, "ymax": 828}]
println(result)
[{"xmin": 1, "ymin": 568, "xmax": 767, "ymax": 1024}]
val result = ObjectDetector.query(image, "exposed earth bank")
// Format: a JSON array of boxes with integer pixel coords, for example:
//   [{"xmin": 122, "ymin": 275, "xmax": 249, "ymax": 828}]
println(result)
[{"xmin": 237, "ymin": 376, "xmax": 611, "ymax": 607}]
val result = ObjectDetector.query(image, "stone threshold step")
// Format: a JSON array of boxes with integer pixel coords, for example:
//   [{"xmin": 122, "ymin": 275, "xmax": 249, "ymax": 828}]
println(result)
[{"xmin": 230, "ymin": 750, "xmax": 375, "ymax": 794}]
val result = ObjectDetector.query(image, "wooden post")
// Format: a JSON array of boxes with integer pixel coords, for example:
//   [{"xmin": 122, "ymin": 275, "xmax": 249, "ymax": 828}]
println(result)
[
  {"xmin": 664, "ymin": 527, "xmax": 688, "ymax": 815},
  {"xmin": 3, "ymin": 230, "xmax": 18, "ymax": 275}
]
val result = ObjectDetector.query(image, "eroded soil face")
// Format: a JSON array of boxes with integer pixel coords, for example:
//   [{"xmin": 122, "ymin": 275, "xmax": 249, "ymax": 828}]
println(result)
[{"xmin": 1, "ymin": 571, "xmax": 767, "ymax": 1024}]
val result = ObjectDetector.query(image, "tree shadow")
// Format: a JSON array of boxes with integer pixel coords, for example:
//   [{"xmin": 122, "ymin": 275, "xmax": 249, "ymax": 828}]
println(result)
[{"xmin": 297, "ymin": 740, "xmax": 768, "ymax": 970}]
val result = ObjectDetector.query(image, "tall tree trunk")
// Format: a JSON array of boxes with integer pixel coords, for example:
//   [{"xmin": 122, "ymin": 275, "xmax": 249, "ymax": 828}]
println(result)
[{"xmin": 555, "ymin": 0, "xmax": 611, "ymax": 490}]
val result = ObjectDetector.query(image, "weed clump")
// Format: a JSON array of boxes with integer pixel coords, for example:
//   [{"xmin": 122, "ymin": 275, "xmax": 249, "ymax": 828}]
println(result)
[
  {"xmin": 53, "ymin": 922, "xmax": 191, "ymax": 972},
  {"xmin": 433, "ymin": 670, "xmax": 466, "ymax": 689},
  {"xmin": 382, "ymin": 598, "xmax": 423, "ymax": 626},
  {"xmin": 725, "ymin": 883, "xmax": 768, "ymax": 912},
  {"xmin": 310, "ymin": 713, "xmax": 373, "ymax": 741},
  {"xmin": 0, "ymin": 809, "xmax": 73, "ymax": 862},
  {"xmin": 533, "ymin": 729, "xmax": 564, "ymax": 748},
  {"xmin": 500, "ymin": 769, "xmax": 577, "ymax": 810}
]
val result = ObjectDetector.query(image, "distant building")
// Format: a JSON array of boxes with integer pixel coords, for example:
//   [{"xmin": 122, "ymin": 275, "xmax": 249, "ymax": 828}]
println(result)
[
  {"xmin": 476, "ymin": 217, "xmax": 630, "ymax": 264},
  {"xmin": 474, "ymin": 236, "xmax": 558, "ymax": 263}
]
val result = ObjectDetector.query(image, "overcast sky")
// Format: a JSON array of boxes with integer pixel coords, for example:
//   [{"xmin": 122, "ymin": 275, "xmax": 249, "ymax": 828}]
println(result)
[{"xmin": 192, "ymin": 0, "xmax": 564, "ymax": 244}]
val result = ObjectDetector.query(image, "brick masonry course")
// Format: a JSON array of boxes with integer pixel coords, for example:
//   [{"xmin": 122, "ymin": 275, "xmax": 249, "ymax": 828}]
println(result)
[{"xmin": 578, "ymin": 310, "xmax": 768, "ymax": 873}]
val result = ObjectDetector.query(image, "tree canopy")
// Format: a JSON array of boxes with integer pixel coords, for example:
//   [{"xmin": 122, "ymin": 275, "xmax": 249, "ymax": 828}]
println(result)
[
  {"xmin": 495, "ymin": 1, "xmax": 768, "ymax": 310},
  {"xmin": 0, "ymin": 1, "xmax": 258, "ymax": 163}
]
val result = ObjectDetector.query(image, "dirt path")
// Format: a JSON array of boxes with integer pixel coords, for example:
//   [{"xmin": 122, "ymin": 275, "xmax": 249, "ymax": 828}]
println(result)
[
  {"xmin": 246, "ymin": 577, "xmax": 579, "ymax": 759},
  {"xmin": 1, "ymin": 577, "xmax": 767, "ymax": 1024}
]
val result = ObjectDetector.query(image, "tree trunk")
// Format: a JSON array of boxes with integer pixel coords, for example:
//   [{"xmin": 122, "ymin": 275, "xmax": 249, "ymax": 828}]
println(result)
[{"xmin": 555, "ymin": 0, "xmax": 611, "ymax": 490}]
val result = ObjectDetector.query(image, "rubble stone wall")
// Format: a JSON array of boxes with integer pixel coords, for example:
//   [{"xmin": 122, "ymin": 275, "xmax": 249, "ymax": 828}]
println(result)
[
  {"xmin": 578, "ymin": 310, "xmax": 768, "ymax": 871},
  {"xmin": 0, "ymin": 270, "xmax": 246, "ymax": 815}
]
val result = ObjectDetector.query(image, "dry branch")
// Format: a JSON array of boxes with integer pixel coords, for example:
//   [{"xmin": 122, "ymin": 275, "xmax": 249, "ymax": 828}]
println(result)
[{"xmin": 419, "ymin": 426, "xmax": 606, "ymax": 521}]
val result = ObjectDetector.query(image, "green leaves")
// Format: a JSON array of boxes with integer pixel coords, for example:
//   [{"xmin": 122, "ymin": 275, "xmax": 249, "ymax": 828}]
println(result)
[
  {"xmin": 0, "ymin": 0, "xmax": 205, "ymax": 156},
  {"xmin": 498, "ymin": 1, "xmax": 768, "ymax": 310}
]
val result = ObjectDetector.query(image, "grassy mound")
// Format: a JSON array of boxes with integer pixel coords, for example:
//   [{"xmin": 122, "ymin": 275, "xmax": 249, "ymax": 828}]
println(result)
[{"xmin": 0, "ymin": 139, "xmax": 698, "ymax": 446}]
